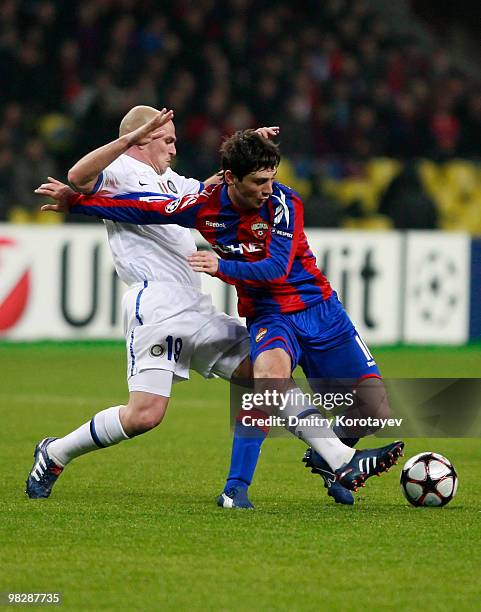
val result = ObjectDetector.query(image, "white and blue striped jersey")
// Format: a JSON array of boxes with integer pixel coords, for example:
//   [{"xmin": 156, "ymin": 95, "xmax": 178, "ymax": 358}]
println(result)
[{"xmin": 93, "ymin": 155, "xmax": 203, "ymax": 287}]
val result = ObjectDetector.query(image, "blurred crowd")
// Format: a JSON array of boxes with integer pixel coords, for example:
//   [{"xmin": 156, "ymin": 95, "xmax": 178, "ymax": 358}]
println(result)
[{"xmin": 0, "ymin": 0, "xmax": 480, "ymax": 225}]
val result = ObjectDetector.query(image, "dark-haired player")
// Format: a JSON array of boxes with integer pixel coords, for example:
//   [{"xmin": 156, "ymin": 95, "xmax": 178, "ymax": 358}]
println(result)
[{"xmin": 35, "ymin": 130, "xmax": 404, "ymax": 504}]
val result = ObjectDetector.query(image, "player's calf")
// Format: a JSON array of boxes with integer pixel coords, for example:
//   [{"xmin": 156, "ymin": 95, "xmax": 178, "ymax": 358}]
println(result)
[{"xmin": 120, "ymin": 392, "xmax": 169, "ymax": 436}]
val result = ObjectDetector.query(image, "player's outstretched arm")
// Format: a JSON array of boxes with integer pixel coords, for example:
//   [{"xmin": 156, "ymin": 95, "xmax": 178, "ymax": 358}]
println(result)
[
  {"xmin": 38, "ymin": 186, "xmax": 205, "ymax": 228},
  {"xmin": 35, "ymin": 177, "xmax": 77, "ymax": 213},
  {"xmin": 67, "ymin": 108, "xmax": 174, "ymax": 193}
]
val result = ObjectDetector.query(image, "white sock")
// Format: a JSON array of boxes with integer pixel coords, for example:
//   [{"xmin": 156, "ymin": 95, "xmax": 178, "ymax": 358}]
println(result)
[
  {"xmin": 47, "ymin": 405, "xmax": 129, "ymax": 467},
  {"xmin": 281, "ymin": 388, "xmax": 355, "ymax": 470}
]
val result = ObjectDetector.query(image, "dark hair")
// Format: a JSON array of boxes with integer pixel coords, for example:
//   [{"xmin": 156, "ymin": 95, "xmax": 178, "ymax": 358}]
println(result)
[{"xmin": 220, "ymin": 129, "xmax": 280, "ymax": 180}]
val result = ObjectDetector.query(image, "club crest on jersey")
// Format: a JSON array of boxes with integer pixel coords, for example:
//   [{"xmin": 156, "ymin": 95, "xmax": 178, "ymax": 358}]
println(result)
[
  {"xmin": 149, "ymin": 344, "xmax": 165, "ymax": 357},
  {"xmin": 167, "ymin": 180, "xmax": 178, "ymax": 194},
  {"xmin": 255, "ymin": 328, "xmax": 268, "ymax": 343},
  {"xmin": 251, "ymin": 221, "xmax": 269, "ymax": 238},
  {"xmin": 157, "ymin": 179, "xmax": 178, "ymax": 194}
]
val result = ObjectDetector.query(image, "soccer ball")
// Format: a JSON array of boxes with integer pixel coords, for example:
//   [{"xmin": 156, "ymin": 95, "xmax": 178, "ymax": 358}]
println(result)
[{"xmin": 400, "ymin": 452, "xmax": 458, "ymax": 507}]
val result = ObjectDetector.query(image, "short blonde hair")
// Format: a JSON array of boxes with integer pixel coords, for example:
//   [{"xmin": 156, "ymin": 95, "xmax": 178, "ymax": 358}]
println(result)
[{"xmin": 119, "ymin": 105, "xmax": 160, "ymax": 137}]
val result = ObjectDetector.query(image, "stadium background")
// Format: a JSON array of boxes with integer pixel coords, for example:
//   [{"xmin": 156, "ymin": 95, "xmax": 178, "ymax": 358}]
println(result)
[{"xmin": 1, "ymin": 1, "xmax": 480, "ymax": 610}]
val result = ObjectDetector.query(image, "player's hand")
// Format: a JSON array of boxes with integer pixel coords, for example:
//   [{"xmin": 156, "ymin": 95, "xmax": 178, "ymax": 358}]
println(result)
[
  {"xmin": 255, "ymin": 126, "xmax": 280, "ymax": 139},
  {"xmin": 124, "ymin": 108, "xmax": 174, "ymax": 147},
  {"xmin": 35, "ymin": 177, "xmax": 76, "ymax": 213},
  {"xmin": 187, "ymin": 251, "xmax": 219, "ymax": 276}
]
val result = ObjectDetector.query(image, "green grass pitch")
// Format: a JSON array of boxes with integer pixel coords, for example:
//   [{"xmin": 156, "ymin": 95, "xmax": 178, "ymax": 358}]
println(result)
[{"xmin": 1, "ymin": 342, "xmax": 480, "ymax": 610}]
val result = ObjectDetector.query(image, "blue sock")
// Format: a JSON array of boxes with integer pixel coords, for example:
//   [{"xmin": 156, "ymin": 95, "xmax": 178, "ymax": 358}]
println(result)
[{"xmin": 225, "ymin": 418, "xmax": 268, "ymax": 491}]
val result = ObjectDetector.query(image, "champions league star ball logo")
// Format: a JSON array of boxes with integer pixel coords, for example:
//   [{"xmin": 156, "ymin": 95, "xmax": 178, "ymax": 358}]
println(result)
[
  {"xmin": 412, "ymin": 251, "xmax": 458, "ymax": 326},
  {"xmin": 0, "ymin": 237, "xmax": 31, "ymax": 333}
]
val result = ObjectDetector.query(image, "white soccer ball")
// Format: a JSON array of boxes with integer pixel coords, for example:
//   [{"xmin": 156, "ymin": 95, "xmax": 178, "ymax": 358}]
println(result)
[{"xmin": 400, "ymin": 452, "xmax": 458, "ymax": 507}]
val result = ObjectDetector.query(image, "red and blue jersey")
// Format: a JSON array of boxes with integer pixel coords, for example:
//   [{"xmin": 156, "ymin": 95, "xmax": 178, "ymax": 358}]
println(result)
[{"xmin": 69, "ymin": 182, "xmax": 333, "ymax": 317}]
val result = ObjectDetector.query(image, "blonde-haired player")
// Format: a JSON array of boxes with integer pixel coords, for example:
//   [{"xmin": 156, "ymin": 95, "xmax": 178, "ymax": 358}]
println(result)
[{"xmin": 26, "ymin": 104, "xmax": 279, "ymax": 508}]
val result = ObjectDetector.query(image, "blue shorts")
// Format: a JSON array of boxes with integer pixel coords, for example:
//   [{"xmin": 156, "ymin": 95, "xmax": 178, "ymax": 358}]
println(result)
[{"xmin": 247, "ymin": 293, "xmax": 381, "ymax": 383}]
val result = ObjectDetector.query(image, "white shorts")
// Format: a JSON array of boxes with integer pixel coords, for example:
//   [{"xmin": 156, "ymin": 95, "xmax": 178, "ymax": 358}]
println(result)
[{"xmin": 123, "ymin": 281, "xmax": 249, "ymax": 394}]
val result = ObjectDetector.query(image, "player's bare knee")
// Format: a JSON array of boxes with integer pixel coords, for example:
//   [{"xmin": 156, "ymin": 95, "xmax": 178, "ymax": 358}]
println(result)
[
  {"xmin": 255, "ymin": 365, "xmax": 289, "ymax": 378},
  {"xmin": 254, "ymin": 348, "xmax": 291, "ymax": 379}
]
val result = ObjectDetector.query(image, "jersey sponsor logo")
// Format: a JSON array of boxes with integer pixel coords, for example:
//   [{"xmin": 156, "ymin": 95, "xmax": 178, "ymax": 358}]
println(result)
[
  {"xmin": 149, "ymin": 344, "xmax": 165, "ymax": 357},
  {"xmin": 205, "ymin": 220, "xmax": 226, "ymax": 228},
  {"xmin": 0, "ymin": 237, "xmax": 31, "ymax": 333},
  {"xmin": 251, "ymin": 221, "xmax": 269, "ymax": 238},
  {"xmin": 255, "ymin": 327, "xmax": 268, "ymax": 342},
  {"xmin": 212, "ymin": 242, "xmax": 264, "ymax": 255},
  {"xmin": 272, "ymin": 191, "xmax": 290, "ymax": 227},
  {"xmin": 139, "ymin": 181, "xmax": 148, "ymax": 186},
  {"xmin": 272, "ymin": 228, "xmax": 293, "ymax": 239}
]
